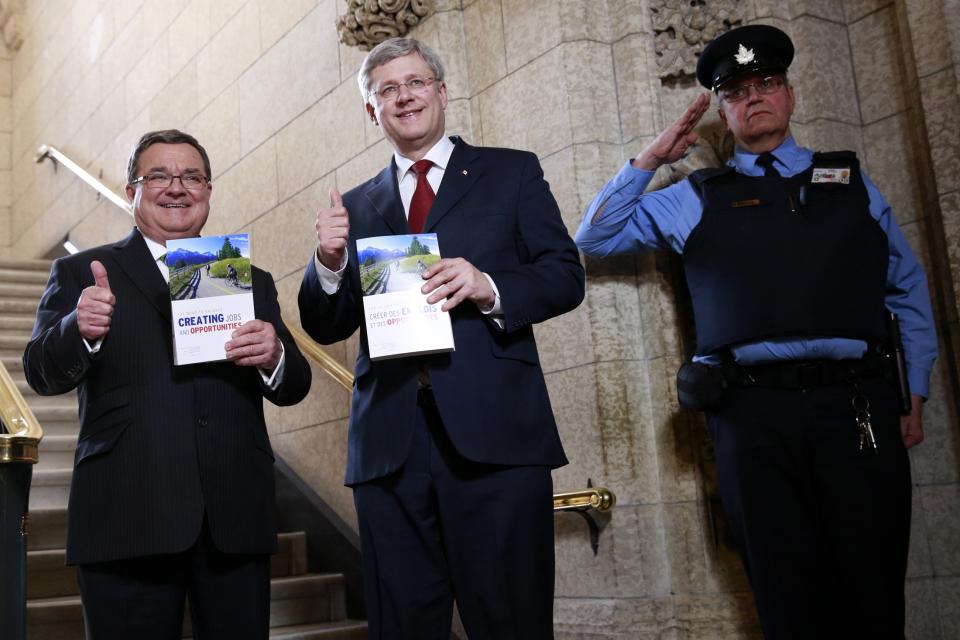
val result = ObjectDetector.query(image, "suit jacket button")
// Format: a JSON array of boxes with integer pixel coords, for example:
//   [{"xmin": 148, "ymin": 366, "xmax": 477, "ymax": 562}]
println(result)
[{"xmin": 197, "ymin": 418, "xmax": 208, "ymax": 428}]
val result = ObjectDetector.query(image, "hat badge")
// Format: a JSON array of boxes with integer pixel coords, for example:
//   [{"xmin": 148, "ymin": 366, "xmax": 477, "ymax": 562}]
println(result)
[{"xmin": 734, "ymin": 44, "xmax": 755, "ymax": 65}]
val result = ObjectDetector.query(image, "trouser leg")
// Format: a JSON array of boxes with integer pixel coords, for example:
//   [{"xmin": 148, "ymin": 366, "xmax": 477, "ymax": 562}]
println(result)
[
  {"xmin": 424, "ymin": 396, "xmax": 555, "ymax": 640},
  {"xmin": 78, "ymin": 554, "xmax": 188, "ymax": 640},
  {"xmin": 352, "ymin": 397, "xmax": 455, "ymax": 640},
  {"xmin": 708, "ymin": 379, "xmax": 910, "ymax": 640},
  {"xmin": 187, "ymin": 518, "xmax": 272, "ymax": 640}
]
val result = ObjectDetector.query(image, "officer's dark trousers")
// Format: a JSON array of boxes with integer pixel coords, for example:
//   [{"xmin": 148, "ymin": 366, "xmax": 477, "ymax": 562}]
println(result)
[
  {"xmin": 708, "ymin": 377, "xmax": 911, "ymax": 640},
  {"xmin": 353, "ymin": 389, "xmax": 556, "ymax": 640}
]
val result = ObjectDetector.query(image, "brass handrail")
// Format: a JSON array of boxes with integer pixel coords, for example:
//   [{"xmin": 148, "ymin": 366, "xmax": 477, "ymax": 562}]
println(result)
[
  {"xmin": 33, "ymin": 144, "xmax": 616, "ymax": 517},
  {"xmin": 0, "ymin": 361, "xmax": 42, "ymax": 464},
  {"xmin": 289, "ymin": 325, "xmax": 353, "ymax": 391},
  {"xmin": 35, "ymin": 145, "xmax": 132, "ymax": 214},
  {"xmin": 552, "ymin": 487, "xmax": 616, "ymax": 512}
]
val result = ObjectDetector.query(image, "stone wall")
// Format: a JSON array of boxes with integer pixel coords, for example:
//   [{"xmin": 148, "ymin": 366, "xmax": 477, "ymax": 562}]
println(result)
[
  {"xmin": 1, "ymin": 0, "xmax": 958, "ymax": 637},
  {"xmin": 0, "ymin": 0, "xmax": 14, "ymax": 250}
]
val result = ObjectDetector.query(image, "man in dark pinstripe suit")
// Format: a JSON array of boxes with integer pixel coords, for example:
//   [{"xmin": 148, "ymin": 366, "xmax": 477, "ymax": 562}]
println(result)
[{"xmin": 23, "ymin": 130, "xmax": 312, "ymax": 639}]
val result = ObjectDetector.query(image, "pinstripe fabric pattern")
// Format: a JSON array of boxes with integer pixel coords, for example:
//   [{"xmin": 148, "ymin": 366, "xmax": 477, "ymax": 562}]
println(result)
[{"xmin": 24, "ymin": 229, "xmax": 311, "ymax": 564}]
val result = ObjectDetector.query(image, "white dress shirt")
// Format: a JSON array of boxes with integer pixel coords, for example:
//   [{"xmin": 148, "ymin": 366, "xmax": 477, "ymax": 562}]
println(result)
[{"xmin": 314, "ymin": 135, "xmax": 503, "ymax": 321}]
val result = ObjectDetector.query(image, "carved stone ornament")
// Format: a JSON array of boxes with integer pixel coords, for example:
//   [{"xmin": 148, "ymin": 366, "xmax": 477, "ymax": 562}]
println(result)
[
  {"xmin": 0, "ymin": 0, "xmax": 24, "ymax": 52},
  {"xmin": 650, "ymin": 0, "xmax": 746, "ymax": 80},
  {"xmin": 337, "ymin": 0, "xmax": 435, "ymax": 51}
]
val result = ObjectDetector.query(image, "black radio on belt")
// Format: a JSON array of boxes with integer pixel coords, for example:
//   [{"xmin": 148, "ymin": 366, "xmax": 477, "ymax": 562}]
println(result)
[{"xmin": 886, "ymin": 311, "xmax": 913, "ymax": 415}]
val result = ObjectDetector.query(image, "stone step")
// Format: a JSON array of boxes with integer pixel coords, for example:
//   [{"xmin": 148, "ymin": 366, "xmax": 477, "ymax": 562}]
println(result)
[
  {"xmin": 0, "ymin": 297, "xmax": 40, "ymax": 314},
  {"xmin": 30, "ymin": 467, "xmax": 72, "ymax": 510},
  {"xmin": 30, "ymin": 401, "xmax": 80, "ymax": 437},
  {"xmin": 260, "ymin": 620, "xmax": 369, "ymax": 639},
  {"xmin": 15, "ymin": 376, "xmax": 37, "ymax": 396},
  {"xmin": 0, "ymin": 281, "xmax": 46, "ymax": 298},
  {"xmin": 273, "ymin": 531, "xmax": 308, "ymax": 579},
  {"xmin": 0, "ymin": 266, "xmax": 51, "ymax": 284},
  {"xmin": 2, "ymin": 353, "xmax": 24, "ymax": 372},
  {"xmin": 31, "ymin": 403, "xmax": 77, "ymax": 423},
  {"xmin": 33, "ymin": 419, "xmax": 80, "ymax": 438},
  {"xmin": 0, "ymin": 314, "xmax": 37, "ymax": 330},
  {"xmin": 25, "ymin": 594, "xmax": 83, "ymax": 640},
  {"xmin": 26, "ymin": 549, "xmax": 78, "ymax": 600},
  {"xmin": 35, "ymin": 434, "xmax": 77, "ymax": 470},
  {"xmin": 0, "ymin": 257, "xmax": 52, "ymax": 271},
  {"xmin": 26, "ymin": 532, "xmax": 310, "ymax": 600},
  {"xmin": 265, "ymin": 574, "xmax": 348, "ymax": 629},
  {"xmin": 28, "ymin": 573, "xmax": 350, "ymax": 639},
  {"xmin": 27, "ymin": 508, "xmax": 68, "ymax": 551},
  {"xmin": 0, "ymin": 332, "xmax": 31, "ymax": 349}
]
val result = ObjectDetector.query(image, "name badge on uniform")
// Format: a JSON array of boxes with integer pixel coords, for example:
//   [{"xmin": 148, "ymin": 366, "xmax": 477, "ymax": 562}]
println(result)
[{"xmin": 811, "ymin": 167, "xmax": 851, "ymax": 184}]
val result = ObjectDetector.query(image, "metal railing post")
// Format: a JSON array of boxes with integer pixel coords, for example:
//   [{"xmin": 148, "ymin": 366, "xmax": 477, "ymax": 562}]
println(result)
[{"xmin": 0, "ymin": 462, "xmax": 32, "ymax": 640}]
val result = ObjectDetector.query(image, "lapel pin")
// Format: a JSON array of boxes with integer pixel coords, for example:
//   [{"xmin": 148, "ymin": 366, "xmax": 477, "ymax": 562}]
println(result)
[{"xmin": 462, "ymin": 170, "xmax": 468, "ymax": 175}]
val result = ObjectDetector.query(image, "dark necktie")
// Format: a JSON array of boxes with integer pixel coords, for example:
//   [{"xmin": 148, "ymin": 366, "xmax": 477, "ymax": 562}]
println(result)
[
  {"xmin": 408, "ymin": 159, "xmax": 435, "ymax": 234},
  {"xmin": 756, "ymin": 152, "xmax": 780, "ymax": 177}
]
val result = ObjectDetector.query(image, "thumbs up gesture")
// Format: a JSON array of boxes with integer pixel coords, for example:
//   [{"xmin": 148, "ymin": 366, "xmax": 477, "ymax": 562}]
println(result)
[
  {"xmin": 315, "ymin": 188, "xmax": 350, "ymax": 272},
  {"xmin": 77, "ymin": 260, "xmax": 116, "ymax": 341}
]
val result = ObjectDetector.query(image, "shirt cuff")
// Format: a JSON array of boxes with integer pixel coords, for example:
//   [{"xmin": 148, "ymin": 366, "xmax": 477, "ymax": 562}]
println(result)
[
  {"xmin": 314, "ymin": 249, "xmax": 348, "ymax": 295},
  {"xmin": 259, "ymin": 341, "xmax": 285, "ymax": 390},
  {"xmin": 618, "ymin": 161, "xmax": 657, "ymax": 195},
  {"xmin": 82, "ymin": 337, "xmax": 103, "ymax": 354},
  {"xmin": 907, "ymin": 366, "xmax": 930, "ymax": 400},
  {"xmin": 480, "ymin": 273, "xmax": 504, "ymax": 330}
]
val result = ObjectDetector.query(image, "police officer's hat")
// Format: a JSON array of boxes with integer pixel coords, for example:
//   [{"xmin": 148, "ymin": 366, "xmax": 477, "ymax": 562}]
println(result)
[{"xmin": 696, "ymin": 24, "xmax": 794, "ymax": 91}]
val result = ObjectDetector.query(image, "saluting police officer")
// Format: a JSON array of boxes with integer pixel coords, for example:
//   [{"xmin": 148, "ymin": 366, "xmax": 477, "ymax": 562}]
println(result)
[{"xmin": 576, "ymin": 24, "xmax": 937, "ymax": 640}]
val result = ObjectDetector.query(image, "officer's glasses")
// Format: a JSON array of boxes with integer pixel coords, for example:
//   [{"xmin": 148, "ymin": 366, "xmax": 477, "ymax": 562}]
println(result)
[{"xmin": 718, "ymin": 76, "xmax": 786, "ymax": 103}]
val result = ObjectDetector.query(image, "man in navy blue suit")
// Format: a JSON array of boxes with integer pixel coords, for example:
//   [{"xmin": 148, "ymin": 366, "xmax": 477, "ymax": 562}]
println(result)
[{"xmin": 298, "ymin": 37, "xmax": 584, "ymax": 640}]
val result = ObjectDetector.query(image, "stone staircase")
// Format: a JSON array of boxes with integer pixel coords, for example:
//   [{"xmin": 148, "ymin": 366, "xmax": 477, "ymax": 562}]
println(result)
[{"xmin": 0, "ymin": 258, "xmax": 367, "ymax": 639}]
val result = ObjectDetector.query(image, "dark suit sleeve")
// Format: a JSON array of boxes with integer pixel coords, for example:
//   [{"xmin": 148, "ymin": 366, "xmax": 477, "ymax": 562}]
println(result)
[
  {"xmin": 23, "ymin": 258, "xmax": 97, "ymax": 396},
  {"xmin": 488, "ymin": 152, "xmax": 585, "ymax": 332},
  {"xmin": 297, "ymin": 257, "xmax": 361, "ymax": 345},
  {"xmin": 257, "ymin": 270, "xmax": 311, "ymax": 407}
]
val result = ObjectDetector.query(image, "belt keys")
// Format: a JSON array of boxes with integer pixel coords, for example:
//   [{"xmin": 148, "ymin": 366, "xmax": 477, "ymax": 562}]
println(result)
[{"xmin": 851, "ymin": 390, "xmax": 877, "ymax": 451}]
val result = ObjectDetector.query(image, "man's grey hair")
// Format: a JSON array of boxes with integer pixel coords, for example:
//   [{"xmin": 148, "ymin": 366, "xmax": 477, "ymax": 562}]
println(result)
[
  {"xmin": 126, "ymin": 129, "xmax": 212, "ymax": 185},
  {"xmin": 358, "ymin": 37, "xmax": 446, "ymax": 100}
]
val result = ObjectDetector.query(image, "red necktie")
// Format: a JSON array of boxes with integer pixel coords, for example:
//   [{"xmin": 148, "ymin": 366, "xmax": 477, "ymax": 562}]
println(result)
[{"xmin": 407, "ymin": 159, "xmax": 435, "ymax": 234}]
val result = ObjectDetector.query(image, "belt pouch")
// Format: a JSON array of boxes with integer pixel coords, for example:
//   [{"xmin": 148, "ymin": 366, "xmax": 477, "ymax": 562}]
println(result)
[{"xmin": 676, "ymin": 362, "xmax": 726, "ymax": 411}]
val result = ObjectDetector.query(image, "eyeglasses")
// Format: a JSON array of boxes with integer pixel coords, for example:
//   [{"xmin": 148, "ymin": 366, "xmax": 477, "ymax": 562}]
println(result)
[
  {"xmin": 132, "ymin": 173, "xmax": 211, "ymax": 191},
  {"xmin": 718, "ymin": 76, "xmax": 786, "ymax": 103},
  {"xmin": 369, "ymin": 77, "xmax": 436, "ymax": 101}
]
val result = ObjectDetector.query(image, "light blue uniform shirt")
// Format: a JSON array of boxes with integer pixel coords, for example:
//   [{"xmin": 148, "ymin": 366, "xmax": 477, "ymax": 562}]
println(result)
[{"xmin": 575, "ymin": 136, "xmax": 937, "ymax": 397}]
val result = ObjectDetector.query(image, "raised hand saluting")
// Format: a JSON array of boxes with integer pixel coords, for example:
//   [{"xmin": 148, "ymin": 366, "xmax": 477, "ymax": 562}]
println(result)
[{"xmin": 632, "ymin": 92, "xmax": 711, "ymax": 171}]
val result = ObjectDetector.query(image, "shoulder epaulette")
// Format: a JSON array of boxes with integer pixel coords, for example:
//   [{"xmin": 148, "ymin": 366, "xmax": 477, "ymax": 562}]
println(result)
[
  {"xmin": 688, "ymin": 166, "xmax": 734, "ymax": 202},
  {"xmin": 813, "ymin": 150, "xmax": 857, "ymax": 164}
]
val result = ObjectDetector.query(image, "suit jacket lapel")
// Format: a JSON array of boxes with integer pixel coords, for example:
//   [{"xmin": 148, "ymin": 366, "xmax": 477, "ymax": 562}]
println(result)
[
  {"xmin": 425, "ymin": 138, "xmax": 482, "ymax": 232},
  {"xmin": 363, "ymin": 163, "xmax": 408, "ymax": 235},
  {"xmin": 111, "ymin": 228, "xmax": 172, "ymax": 322}
]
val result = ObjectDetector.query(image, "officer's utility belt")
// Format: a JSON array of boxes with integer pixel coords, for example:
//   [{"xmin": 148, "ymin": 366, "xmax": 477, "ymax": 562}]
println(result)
[
  {"xmin": 731, "ymin": 353, "xmax": 887, "ymax": 389},
  {"xmin": 677, "ymin": 350, "xmax": 891, "ymax": 412}
]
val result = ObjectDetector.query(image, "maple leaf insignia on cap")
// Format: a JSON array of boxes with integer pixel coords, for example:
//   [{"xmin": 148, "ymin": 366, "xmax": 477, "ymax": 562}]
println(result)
[{"xmin": 735, "ymin": 44, "xmax": 755, "ymax": 65}]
